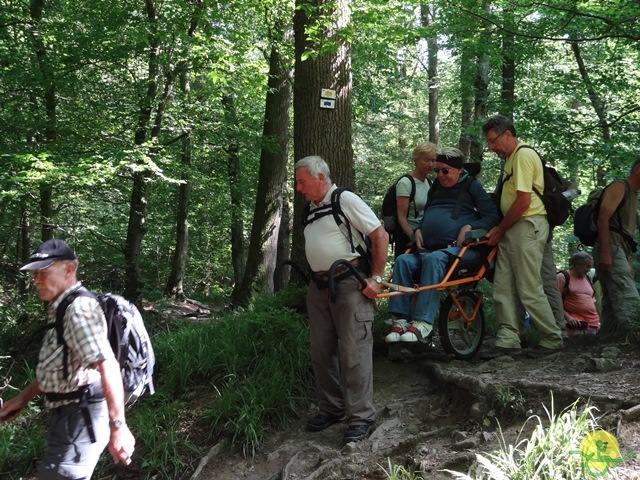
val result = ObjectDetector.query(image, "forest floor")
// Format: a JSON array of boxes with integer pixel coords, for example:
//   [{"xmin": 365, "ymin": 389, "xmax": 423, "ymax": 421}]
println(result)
[{"xmin": 187, "ymin": 324, "xmax": 640, "ymax": 480}]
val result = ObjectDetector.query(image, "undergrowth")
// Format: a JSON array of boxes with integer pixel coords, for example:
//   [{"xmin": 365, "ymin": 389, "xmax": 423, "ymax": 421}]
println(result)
[{"xmin": 0, "ymin": 285, "xmax": 313, "ymax": 479}]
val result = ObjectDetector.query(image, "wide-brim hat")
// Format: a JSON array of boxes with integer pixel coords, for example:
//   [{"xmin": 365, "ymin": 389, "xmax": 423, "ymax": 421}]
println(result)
[{"xmin": 20, "ymin": 239, "xmax": 77, "ymax": 271}]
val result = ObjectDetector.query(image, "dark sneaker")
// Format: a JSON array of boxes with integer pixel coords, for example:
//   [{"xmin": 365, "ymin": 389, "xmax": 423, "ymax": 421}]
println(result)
[
  {"xmin": 343, "ymin": 423, "xmax": 373, "ymax": 443},
  {"xmin": 480, "ymin": 346, "xmax": 521, "ymax": 360},
  {"xmin": 526, "ymin": 346, "xmax": 562, "ymax": 359},
  {"xmin": 306, "ymin": 413, "xmax": 346, "ymax": 432}
]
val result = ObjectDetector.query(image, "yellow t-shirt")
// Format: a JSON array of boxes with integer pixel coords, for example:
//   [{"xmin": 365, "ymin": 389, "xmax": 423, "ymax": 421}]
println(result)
[{"xmin": 500, "ymin": 143, "xmax": 546, "ymax": 217}]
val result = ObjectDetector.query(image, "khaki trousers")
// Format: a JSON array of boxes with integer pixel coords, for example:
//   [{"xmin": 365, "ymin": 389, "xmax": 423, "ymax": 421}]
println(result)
[
  {"xmin": 307, "ymin": 276, "xmax": 375, "ymax": 425},
  {"xmin": 493, "ymin": 216, "xmax": 563, "ymax": 349}
]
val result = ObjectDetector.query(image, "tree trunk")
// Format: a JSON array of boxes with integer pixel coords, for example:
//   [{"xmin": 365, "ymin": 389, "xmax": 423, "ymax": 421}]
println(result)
[
  {"xmin": 459, "ymin": 48, "xmax": 474, "ymax": 157},
  {"xmin": 165, "ymin": 130, "xmax": 192, "ymax": 299},
  {"xmin": 501, "ymin": 32, "xmax": 516, "ymax": 118},
  {"xmin": 232, "ymin": 39, "xmax": 292, "ymax": 307},
  {"xmin": 570, "ymin": 40, "xmax": 610, "ymax": 143},
  {"xmin": 30, "ymin": 0, "xmax": 55, "ymax": 242},
  {"xmin": 421, "ymin": 2, "xmax": 439, "ymax": 144},
  {"xmin": 274, "ymin": 188, "xmax": 293, "ymax": 291},
  {"xmin": 223, "ymin": 94, "xmax": 246, "ymax": 294},
  {"xmin": 165, "ymin": 7, "xmax": 202, "ymax": 299},
  {"xmin": 292, "ymin": 0, "xmax": 354, "ymax": 273},
  {"xmin": 124, "ymin": 0, "xmax": 160, "ymax": 301}
]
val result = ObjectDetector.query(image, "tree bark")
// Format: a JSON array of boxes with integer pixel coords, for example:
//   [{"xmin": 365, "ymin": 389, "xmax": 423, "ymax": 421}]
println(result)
[
  {"xmin": 421, "ymin": 2, "xmax": 439, "ymax": 144},
  {"xmin": 570, "ymin": 40, "xmax": 610, "ymax": 143},
  {"xmin": 223, "ymin": 94, "xmax": 246, "ymax": 294},
  {"xmin": 29, "ymin": 0, "xmax": 55, "ymax": 242},
  {"xmin": 165, "ymin": 130, "xmax": 192, "ymax": 299},
  {"xmin": 232, "ymin": 39, "xmax": 292, "ymax": 307},
  {"xmin": 292, "ymin": 0, "xmax": 354, "ymax": 273},
  {"xmin": 124, "ymin": 0, "xmax": 160, "ymax": 301}
]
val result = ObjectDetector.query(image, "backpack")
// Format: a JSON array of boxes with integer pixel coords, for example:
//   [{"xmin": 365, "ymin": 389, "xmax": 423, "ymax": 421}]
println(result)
[
  {"xmin": 54, "ymin": 287, "xmax": 156, "ymax": 407},
  {"xmin": 380, "ymin": 175, "xmax": 418, "ymax": 241},
  {"xmin": 573, "ymin": 180, "xmax": 630, "ymax": 247},
  {"xmin": 558, "ymin": 269, "xmax": 594, "ymax": 298},
  {"xmin": 516, "ymin": 146, "xmax": 572, "ymax": 228},
  {"xmin": 302, "ymin": 187, "xmax": 372, "ymax": 271}
]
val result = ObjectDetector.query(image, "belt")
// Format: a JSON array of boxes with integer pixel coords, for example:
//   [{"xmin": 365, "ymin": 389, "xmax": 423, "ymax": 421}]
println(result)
[
  {"xmin": 424, "ymin": 243, "xmax": 456, "ymax": 251},
  {"xmin": 312, "ymin": 258, "xmax": 362, "ymax": 287}
]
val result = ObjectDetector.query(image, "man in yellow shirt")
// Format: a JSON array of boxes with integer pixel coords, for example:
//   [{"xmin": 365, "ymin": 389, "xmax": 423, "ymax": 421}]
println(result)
[{"xmin": 482, "ymin": 115, "xmax": 563, "ymax": 359}]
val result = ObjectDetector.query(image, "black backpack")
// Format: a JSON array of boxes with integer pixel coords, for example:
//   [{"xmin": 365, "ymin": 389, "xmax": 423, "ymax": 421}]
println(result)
[
  {"xmin": 517, "ymin": 146, "xmax": 572, "ymax": 228},
  {"xmin": 302, "ymin": 187, "xmax": 372, "ymax": 271},
  {"xmin": 574, "ymin": 180, "xmax": 630, "ymax": 247},
  {"xmin": 54, "ymin": 287, "xmax": 156, "ymax": 407},
  {"xmin": 381, "ymin": 174, "xmax": 418, "ymax": 242}
]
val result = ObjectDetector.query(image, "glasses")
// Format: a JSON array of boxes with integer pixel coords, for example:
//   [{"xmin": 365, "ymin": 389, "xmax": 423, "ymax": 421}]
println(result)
[
  {"xmin": 486, "ymin": 132, "xmax": 504, "ymax": 145},
  {"xmin": 434, "ymin": 167, "xmax": 452, "ymax": 175}
]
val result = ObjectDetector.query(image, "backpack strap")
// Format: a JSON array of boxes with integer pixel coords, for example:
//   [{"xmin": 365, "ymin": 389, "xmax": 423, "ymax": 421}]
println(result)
[
  {"xmin": 559, "ymin": 270, "xmax": 570, "ymax": 298},
  {"xmin": 401, "ymin": 174, "xmax": 418, "ymax": 220},
  {"xmin": 302, "ymin": 188, "xmax": 371, "ymax": 271},
  {"xmin": 331, "ymin": 188, "xmax": 369, "ymax": 257},
  {"xmin": 601, "ymin": 179, "xmax": 632, "ymax": 240},
  {"xmin": 51, "ymin": 287, "xmax": 96, "ymax": 380}
]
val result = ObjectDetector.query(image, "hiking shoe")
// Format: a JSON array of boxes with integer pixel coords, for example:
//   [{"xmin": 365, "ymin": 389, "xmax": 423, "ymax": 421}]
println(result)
[
  {"xmin": 399, "ymin": 321, "xmax": 433, "ymax": 343},
  {"xmin": 306, "ymin": 413, "xmax": 346, "ymax": 432},
  {"xmin": 526, "ymin": 346, "xmax": 563, "ymax": 359},
  {"xmin": 385, "ymin": 318, "xmax": 410, "ymax": 343},
  {"xmin": 480, "ymin": 346, "xmax": 521, "ymax": 360},
  {"xmin": 343, "ymin": 423, "xmax": 373, "ymax": 443}
]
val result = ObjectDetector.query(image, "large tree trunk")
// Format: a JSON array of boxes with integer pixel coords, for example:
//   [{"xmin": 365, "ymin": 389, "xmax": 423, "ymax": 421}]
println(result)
[
  {"xmin": 232, "ymin": 39, "xmax": 292, "ymax": 307},
  {"xmin": 421, "ymin": 2, "xmax": 439, "ymax": 144},
  {"xmin": 292, "ymin": 0, "xmax": 354, "ymax": 273}
]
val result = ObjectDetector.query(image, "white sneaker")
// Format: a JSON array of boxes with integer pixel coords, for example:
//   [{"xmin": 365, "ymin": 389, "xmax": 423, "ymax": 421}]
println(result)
[
  {"xmin": 400, "ymin": 321, "xmax": 433, "ymax": 343},
  {"xmin": 385, "ymin": 319, "xmax": 409, "ymax": 343}
]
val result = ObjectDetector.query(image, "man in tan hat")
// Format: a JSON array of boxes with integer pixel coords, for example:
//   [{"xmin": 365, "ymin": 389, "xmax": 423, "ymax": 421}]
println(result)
[{"xmin": 0, "ymin": 239, "xmax": 135, "ymax": 478}]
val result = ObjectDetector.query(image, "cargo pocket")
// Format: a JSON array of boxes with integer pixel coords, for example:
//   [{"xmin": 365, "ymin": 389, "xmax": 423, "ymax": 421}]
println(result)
[{"xmin": 355, "ymin": 311, "xmax": 374, "ymax": 345}]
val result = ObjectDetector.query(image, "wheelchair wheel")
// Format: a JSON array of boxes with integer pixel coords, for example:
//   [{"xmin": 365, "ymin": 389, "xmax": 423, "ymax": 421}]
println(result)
[{"xmin": 438, "ymin": 291, "xmax": 484, "ymax": 360}]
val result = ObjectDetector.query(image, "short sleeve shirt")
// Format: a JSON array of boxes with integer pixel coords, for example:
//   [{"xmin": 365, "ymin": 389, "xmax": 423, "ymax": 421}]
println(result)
[
  {"xmin": 37, "ymin": 282, "xmax": 114, "ymax": 408},
  {"xmin": 500, "ymin": 143, "xmax": 546, "ymax": 217},
  {"xmin": 396, "ymin": 175, "xmax": 430, "ymax": 230},
  {"xmin": 304, "ymin": 185, "xmax": 382, "ymax": 272}
]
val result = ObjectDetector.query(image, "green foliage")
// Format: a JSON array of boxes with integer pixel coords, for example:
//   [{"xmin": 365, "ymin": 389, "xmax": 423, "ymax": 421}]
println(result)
[
  {"xmin": 0, "ymin": 286, "xmax": 313, "ymax": 478},
  {"xmin": 444, "ymin": 399, "xmax": 600, "ymax": 480},
  {"xmin": 153, "ymin": 286, "xmax": 312, "ymax": 460},
  {"xmin": 380, "ymin": 458, "xmax": 425, "ymax": 480}
]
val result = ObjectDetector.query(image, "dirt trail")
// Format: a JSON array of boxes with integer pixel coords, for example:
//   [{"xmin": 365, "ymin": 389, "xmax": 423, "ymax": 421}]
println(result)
[{"xmin": 192, "ymin": 337, "xmax": 640, "ymax": 479}]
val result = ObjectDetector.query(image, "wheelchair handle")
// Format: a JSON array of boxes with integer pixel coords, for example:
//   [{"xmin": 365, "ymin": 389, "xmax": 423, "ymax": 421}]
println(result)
[{"xmin": 328, "ymin": 259, "xmax": 367, "ymax": 302}]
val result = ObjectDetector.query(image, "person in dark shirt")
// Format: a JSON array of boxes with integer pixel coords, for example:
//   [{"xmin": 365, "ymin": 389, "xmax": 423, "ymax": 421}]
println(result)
[{"xmin": 385, "ymin": 147, "xmax": 500, "ymax": 344}]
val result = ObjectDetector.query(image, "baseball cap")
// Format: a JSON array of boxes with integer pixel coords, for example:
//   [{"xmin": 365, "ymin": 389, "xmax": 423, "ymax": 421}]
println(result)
[{"xmin": 20, "ymin": 239, "xmax": 77, "ymax": 271}]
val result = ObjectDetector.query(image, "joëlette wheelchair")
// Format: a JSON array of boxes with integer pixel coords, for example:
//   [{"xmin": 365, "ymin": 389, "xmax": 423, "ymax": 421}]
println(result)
[{"xmin": 328, "ymin": 232, "xmax": 497, "ymax": 361}]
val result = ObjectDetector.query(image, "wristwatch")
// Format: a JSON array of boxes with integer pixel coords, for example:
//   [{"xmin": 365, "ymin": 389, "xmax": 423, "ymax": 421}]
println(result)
[
  {"xmin": 109, "ymin": 418, "xmax": 125, "ymax": 429},
  {"xmin": 372, "ymin": 275, "xmax": 384, "ymax": 284}
]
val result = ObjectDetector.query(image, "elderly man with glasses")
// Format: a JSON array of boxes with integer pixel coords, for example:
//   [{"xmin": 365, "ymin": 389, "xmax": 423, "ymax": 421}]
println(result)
[
  {"xmin": 482, "ymin": 114, "xmax": 564, "ymax": 359},
  {"xmin": 385, "ymin": 147, "xmax": 500, "ymax": 345}
]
